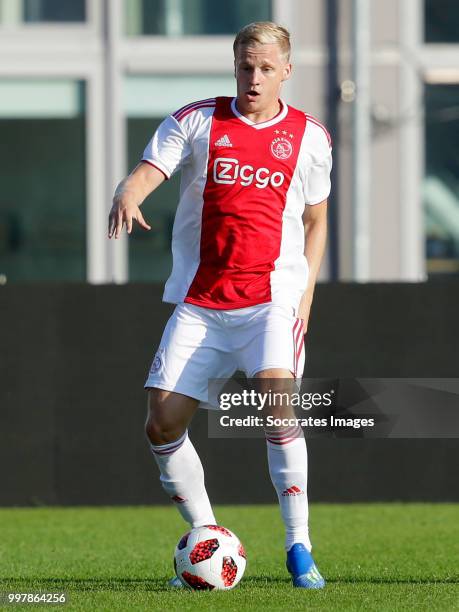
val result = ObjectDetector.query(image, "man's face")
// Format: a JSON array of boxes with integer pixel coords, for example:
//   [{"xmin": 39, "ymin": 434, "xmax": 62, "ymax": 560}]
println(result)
[{"xmin": 234, "ymin": 42, "xmax": 291, "ymax": 113}]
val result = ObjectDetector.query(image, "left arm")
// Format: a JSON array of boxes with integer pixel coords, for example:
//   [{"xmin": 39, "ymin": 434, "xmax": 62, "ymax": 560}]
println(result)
[{"xmin": 297, "ymin": 199, "xmax": 328, "ymax": 332}]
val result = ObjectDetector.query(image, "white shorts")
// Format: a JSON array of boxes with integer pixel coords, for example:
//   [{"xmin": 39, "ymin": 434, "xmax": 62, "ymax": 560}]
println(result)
[{"xmin": 144, "ymin": 302, "xmax": 306, "ymax": 407}]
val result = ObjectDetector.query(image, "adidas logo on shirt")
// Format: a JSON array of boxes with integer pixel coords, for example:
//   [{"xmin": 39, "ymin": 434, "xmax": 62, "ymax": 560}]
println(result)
[{"xmin": 214, "ymin": 134, "xmax": 232, "ymax": 147}]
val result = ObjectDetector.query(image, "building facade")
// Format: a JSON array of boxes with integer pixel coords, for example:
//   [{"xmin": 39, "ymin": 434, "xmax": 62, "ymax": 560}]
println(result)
[{"xmin": 0, "ymin": 0, "xmax": 458, "ymax": 283}]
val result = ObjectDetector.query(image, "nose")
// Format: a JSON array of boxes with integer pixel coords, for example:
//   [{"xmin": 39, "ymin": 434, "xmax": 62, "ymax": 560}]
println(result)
[{"xmin": 249, "ymin": 67, "xmax": 261, "ymax": 85}]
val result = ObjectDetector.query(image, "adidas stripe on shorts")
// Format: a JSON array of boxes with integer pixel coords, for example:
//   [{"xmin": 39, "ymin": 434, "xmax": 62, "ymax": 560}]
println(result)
[{"xmin": 145, "ymin": 302, "xmax": 306, "ymax": 408}]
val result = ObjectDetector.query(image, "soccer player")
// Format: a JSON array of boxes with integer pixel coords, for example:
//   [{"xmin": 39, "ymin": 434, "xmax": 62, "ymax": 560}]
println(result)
[{"xmin": 108, "ymin": 21, "xmax": 331, "ymax": 589}]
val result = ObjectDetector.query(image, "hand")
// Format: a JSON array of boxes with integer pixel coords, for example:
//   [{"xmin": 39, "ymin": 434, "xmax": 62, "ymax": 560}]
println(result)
[{"xmin": 108, "ymin": 196, "xmax": 151, "ymax": 239}]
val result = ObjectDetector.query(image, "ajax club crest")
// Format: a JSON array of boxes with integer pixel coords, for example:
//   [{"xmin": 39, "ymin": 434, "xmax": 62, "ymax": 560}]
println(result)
[
  {"xmin": 270, "ymin": 132, "xmax": 293, "ymax": 160},
  {"xmin": 150, "ymin": 347, "xmax": 164, "ymax": 374}
]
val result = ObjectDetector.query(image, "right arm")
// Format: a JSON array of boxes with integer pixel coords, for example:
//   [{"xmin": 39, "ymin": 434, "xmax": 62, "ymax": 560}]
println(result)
[
  {"xmin": 109, "ymin": 107, "xmax": 192, "ymax": 238},
  {"xmin": 108, "ymin": 162, "xmax": 166, "ymax": 239}
]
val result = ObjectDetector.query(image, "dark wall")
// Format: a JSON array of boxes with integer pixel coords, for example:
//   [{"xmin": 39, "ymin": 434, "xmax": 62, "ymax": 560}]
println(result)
[{"xmin": 1, "ymin": 282, "xmax": 458, "ymax": 506}]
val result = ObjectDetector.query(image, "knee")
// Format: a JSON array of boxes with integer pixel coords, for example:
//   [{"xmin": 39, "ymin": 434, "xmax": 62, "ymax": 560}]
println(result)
[
  {"xmin": 145, "ymin": 414, "xmax": 183, "ymax": 446},
  {"xmin": 145, "ymin": 418, "xmax": 176, "ymax": 446},
  {"xmin": 145, "ymin": 389, "xmax": 186, "ymax": 445}
]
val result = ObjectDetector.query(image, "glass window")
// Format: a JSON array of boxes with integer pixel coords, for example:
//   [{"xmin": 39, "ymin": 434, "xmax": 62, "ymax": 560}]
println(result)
[
  {"xmin": 125, "ymin": 75, "xmax": 234, "ymax": 281},
  {"xmin": 0, "ymin": 79, "xmax": 86, "ymax": 282},
  {"xmin": 425, "ymin": 0, "xmax": 459, "ymax": 43},
  {"xmin": 126, "ymin": 0, "xmax": 271, "ymax": 36},
  {"xmin": 128, "ymin": 117, "xmax": 176, "ymax": 282},
  {"xmin": 0, "ymin": 0, "xmax": 22, "ymax": 25},
  {"xmin": 125, "ymin": 74, "xmax": 235, "ymax": 117},
  {"xmin": 24, "ymin": 0, "xmax": 86, "ymax": 22},
  {"xmin": 424, "ymin": 84, "xmax": 459, "ymax": 277}
]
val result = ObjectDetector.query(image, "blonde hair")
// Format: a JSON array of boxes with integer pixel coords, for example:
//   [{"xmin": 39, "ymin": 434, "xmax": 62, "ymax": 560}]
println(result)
[{"xmin": 233, "ymin": 22, "xmax": 291, "ymax": 62}]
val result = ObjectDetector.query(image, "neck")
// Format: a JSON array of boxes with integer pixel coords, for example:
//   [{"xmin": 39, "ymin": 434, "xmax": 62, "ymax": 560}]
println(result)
[{"xmin": 235, "ymin": 98, "xmax": 282, "ymax": 124}]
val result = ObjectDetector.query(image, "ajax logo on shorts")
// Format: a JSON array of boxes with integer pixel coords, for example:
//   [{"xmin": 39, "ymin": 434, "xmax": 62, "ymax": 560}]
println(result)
[
  {"xmin": 213, "ymin": 157, "xmax": 285, "ymax": 189},
  {"xmin": 150, "ymin": 348, "xmax": 164, "ymax": 374}
]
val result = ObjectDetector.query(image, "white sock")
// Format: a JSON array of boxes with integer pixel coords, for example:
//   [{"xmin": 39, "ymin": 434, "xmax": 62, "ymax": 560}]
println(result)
[
  {"xmin": 150, "ymin": 430, "xmax": 216, "ymax": 528},
  {"xmin": 265, "ymin": 425, "xmax": 311, "ymax": 551}
]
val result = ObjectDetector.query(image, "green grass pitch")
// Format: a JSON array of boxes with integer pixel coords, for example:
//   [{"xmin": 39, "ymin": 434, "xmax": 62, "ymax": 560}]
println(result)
[{"xmin": 1, "ymin": 504, "xmax": 458, "ymax": 611}]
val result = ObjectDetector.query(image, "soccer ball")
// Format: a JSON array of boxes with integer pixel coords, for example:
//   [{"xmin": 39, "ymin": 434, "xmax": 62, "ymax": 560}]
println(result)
[{"xmin": 174, "ymin": 524, "xmax": 246, "ymax": 590}]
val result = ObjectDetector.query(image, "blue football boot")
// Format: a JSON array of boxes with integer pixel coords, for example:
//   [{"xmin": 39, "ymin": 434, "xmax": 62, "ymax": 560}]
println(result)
[{"xmin": 286, "ymin": 543, "xmax": 325, "ymax": 589}]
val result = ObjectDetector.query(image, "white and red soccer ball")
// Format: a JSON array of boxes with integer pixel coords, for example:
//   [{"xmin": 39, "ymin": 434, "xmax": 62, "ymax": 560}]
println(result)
[{"xmin": 174, "ymin": 525, "xmax": 246, "ymax": 590}]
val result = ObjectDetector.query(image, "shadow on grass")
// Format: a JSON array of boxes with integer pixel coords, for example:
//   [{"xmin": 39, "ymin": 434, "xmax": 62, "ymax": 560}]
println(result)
[{"xmin": 1, "ymin": 575, "xmax": 458, "ymax": 592}]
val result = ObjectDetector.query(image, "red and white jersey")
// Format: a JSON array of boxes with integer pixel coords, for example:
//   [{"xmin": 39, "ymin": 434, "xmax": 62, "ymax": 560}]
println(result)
[{"xmin": 142, "ymin": 96, "xmax": 332, "ymax": 311}]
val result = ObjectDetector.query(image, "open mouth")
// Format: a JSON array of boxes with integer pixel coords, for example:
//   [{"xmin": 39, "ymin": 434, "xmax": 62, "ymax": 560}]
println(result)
[{"xmin": 246, "ymin": 90, "xmax": 260, "ymax": 100}]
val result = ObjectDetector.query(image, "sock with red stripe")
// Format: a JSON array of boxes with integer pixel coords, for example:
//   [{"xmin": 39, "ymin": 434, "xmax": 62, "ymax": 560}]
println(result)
[
  {"xmin": 265, "ymin": 425, "xmax": 311, "ymax": 551},
  {"xmin": 150, "ymin": 430, "xmax": 216, "ymax": 528}
]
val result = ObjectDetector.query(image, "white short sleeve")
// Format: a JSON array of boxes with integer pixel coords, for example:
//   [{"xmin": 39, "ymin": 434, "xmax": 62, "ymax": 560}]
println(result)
[
  {"xmin": 142, "ymin": 115, "xmax": 192, "ymax": 179},
  {"xmin": 300, "ymin": 119, "xmax": 333, "ymax": 205},
  {"xmin": 304, "ymin": 152, "xmax": 332, "ymax": 205}
]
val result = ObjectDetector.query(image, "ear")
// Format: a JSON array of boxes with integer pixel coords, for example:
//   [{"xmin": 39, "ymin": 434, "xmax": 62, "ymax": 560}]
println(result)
[{"xmin": 282, "ymin": 63, "xmax": 292, "ymax": 82}]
